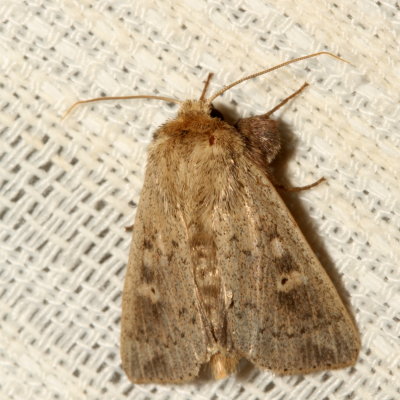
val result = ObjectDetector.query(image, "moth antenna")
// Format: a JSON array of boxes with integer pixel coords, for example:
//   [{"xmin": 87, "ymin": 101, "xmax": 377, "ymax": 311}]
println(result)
[
  {"xmin": 199, "ymin": 73, "xmax": 214, "ymax": 101},
  {"xmin": 62, "ymin": 95, "xmax": 182, "ymax": 120},
  {"xmin": 208, "ymin": 52, "xmax": 352, "ymax": 103}
]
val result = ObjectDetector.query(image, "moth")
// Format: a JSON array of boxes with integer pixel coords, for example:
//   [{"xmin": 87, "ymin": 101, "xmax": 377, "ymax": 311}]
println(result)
[{"xmin": 66, "ymin": 52, "xmax": 360, "ymax": 383}]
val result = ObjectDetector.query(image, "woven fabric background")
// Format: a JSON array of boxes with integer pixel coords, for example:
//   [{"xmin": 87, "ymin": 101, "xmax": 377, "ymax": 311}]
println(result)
[{"xmin": 1, "ymin": 1, "xmax": 399, "ymax": 399}]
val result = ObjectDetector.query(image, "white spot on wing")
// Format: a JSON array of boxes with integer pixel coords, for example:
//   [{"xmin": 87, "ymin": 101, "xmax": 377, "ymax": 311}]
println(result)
[{"xmin": 271, "ymin": 237, "xmax": 285, "ymax": 257}]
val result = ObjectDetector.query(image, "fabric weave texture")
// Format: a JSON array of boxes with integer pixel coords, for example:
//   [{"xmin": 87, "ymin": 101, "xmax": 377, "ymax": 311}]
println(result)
[{"xmin": 1, "ymin": 1, "xmax": 399, "ymax": 399}]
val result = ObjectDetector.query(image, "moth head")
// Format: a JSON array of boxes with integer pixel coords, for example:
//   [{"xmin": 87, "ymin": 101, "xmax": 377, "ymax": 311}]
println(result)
[{"xmin": 177, "ymin": 100, "xmax": 211, "ymax": 116}]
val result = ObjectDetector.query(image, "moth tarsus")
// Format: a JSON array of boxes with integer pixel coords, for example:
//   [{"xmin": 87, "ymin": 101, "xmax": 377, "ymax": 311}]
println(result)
[
  {"xmin": 276, "ymin": 177, "xmax": 327, "ymax": 192},
  {"xmin": 67, "ymin": 51, "xmax": 359, "ymax": 383},
  {"xmin": 124, "ymin": 224, "xmax": 134, "ymax": 233}
]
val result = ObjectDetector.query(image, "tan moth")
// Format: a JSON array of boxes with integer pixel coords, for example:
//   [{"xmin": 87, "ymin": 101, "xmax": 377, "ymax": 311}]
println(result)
[{"xmin": 66, "ymin": 52, "xmax": 360, "ymax": 383}]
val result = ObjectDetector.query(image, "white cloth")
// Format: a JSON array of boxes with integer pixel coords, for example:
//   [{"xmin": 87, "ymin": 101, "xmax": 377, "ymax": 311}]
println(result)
[{"xmin": 1, "ymin": 1, "xmax": 398, "ymax": 399}]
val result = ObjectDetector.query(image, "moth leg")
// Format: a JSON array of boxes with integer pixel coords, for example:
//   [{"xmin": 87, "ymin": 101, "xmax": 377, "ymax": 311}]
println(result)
[
  {"xmin": 236, "ymin": 115, "xmax": 281, "ymax": 165},
  {"xmin": 125, "ymin": 224, "xmax": 134, "ymax": 232},
  {"xmin": 262, "ymin": 82, "xmax": 322, "ymax": 191},
  {"xmin": 264, "ymin": 82, "xmax": 309, "ymax": 117},
  {"xmin": 236, "ymin": 82, "xmax": 310, "ymax": 166},
  {"xmin": 275, "ymin": 176, "xmax": 326, "ymax": 192}
]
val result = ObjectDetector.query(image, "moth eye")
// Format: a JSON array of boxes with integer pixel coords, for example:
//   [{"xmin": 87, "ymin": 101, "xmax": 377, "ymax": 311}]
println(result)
[
  {"xmin": 181, "ymin": 129, "xmax": 189, "ymax": 135},
  {"xmin": 210, "ymin": 106, "xmax": 224, "ymax": 120},
  {"xmin": 281, "ymin": 277, "xmax": 288, "ymax": 285}
]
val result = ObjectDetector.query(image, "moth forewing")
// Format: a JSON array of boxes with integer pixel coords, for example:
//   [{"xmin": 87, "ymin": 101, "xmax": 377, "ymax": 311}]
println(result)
[
  {"xmin": 120, "ymin": 164, "xmax": 210, "ymax": 383},
  {"xmin": 213, "ymin": 155, "xmax": 360, "ymax": 374}
]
